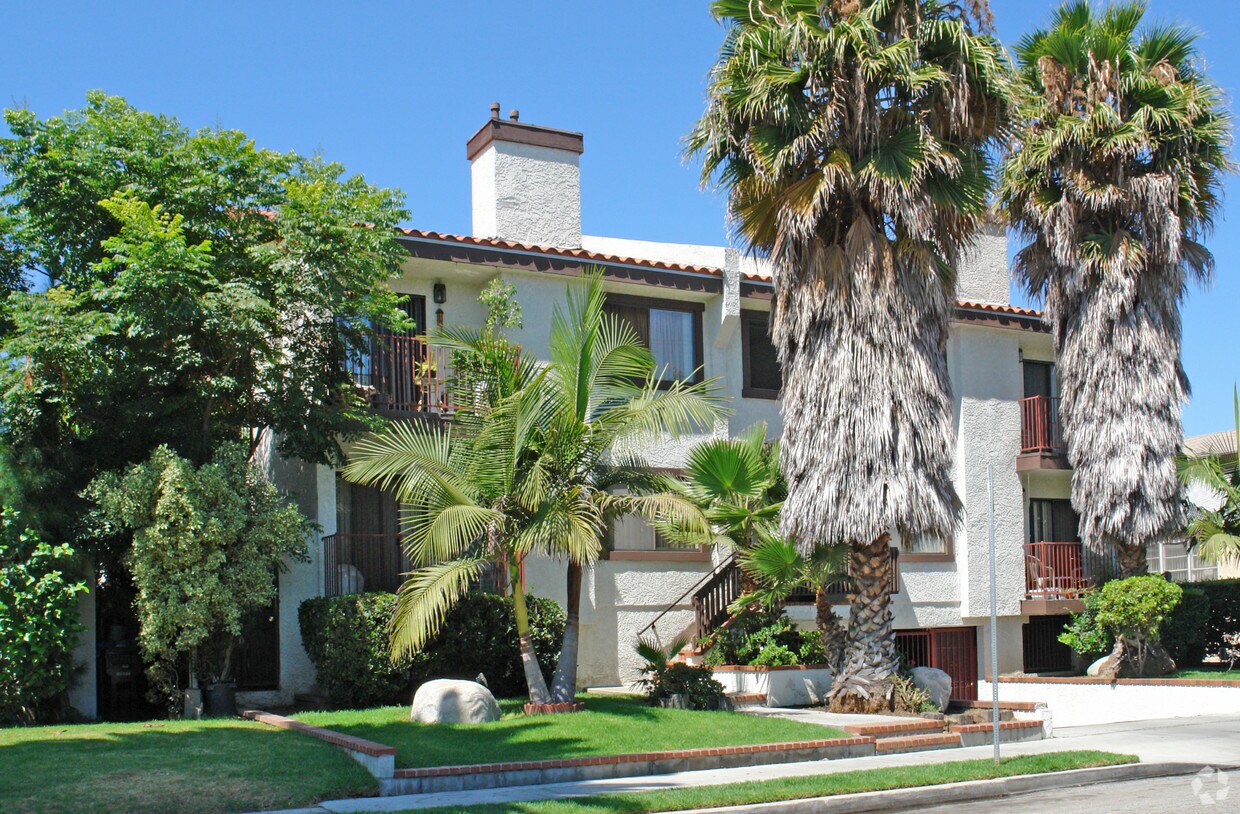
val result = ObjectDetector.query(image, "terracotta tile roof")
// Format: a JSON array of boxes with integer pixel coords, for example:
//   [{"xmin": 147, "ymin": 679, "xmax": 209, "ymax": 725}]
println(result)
[
  {"xmin": 396, "ymin": 228, "xmax": 724, "ymax": 277},
  {"xmin": 395, "ymin": 228, "xmax": 1047, "ymax": 321}
]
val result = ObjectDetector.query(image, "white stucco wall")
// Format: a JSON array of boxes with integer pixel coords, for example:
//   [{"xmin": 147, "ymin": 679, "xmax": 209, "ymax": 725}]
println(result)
[
  {"xmin": 979, "ymin": 678, "xmax": 1240, "ymax": 727},
  {"xmin": 956, "ymin": 224, "xmax": 1010, "ymax": 306},
  {"xmin": 68, "ymin": 572, "xmax": 97, "ymax": 718},
  {"xmin": 472, "ymin": 140, "xmax": 582, "ymax": 248}
]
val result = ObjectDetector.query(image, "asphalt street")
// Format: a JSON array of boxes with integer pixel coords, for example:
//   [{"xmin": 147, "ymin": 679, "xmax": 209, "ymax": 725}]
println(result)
[{"xmin": 911, "ymin": 771, "xmax": 1239, "ymax": 813}]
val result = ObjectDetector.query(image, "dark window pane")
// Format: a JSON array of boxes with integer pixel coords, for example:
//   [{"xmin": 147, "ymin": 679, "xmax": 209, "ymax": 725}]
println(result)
[
  {"xmin": 746, "ymin": 316, "xmax": 782, "ymax": 392},
  {"xmin": 1023, "ymin": 361, "xmax": 1054, "ymax": 399}
]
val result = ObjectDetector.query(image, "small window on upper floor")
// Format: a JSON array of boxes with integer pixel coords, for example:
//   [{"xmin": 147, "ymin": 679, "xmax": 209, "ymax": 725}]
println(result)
[
  {"xmin": 741, "ymin": 310, "xmax": 782, "ymax": 399},
  {"xmin": 900, "ymin": 530, "xmax": 953, "ymax": 562},
  {"xmin": 603, "ymin": 295, "xmax": 703, "ymax": 384}
]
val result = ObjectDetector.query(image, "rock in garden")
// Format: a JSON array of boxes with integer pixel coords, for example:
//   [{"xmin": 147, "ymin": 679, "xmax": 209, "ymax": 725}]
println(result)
[
  {"xmin": 410, "ymin": 679, "xmax": 500, "ymax": 724},
  {"xmin": 910, "ymin": 666, "xmax": 953, "ymax": 711}
]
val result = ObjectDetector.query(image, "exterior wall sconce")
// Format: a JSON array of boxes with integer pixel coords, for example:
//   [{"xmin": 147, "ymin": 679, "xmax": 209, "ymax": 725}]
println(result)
[
  {"xmin": 433, "ymin": 282, "xmax": 447, "ymax": 304},
  {"xmin": 435, "ymin": 307, "xmax": 444, "ymax": 327}
]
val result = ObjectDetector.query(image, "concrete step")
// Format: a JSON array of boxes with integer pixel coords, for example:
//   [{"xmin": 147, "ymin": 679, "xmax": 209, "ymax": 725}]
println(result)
[
  {"xmin": 950, "ymin": 719, "xmax": 1046, "ymax": 746},
  {"xmin": 724, "ymin": 692, "xmax": 767, "ymax": 708},
  {"xmin": 874, "ymin": 731, "xmax": 963, "ymax": 755},
  {"xmin": 842, "ymin": 717, "xmax": 945, "ymax": 737}
]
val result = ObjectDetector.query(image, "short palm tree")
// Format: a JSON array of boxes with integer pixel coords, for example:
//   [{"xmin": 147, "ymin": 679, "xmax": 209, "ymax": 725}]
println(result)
[
  {"xmin": 1180, "ymin": 388, "xmax": 1240, "ymax": 566},
  {"xmin": 346, "ymin": 274, "xmax": 722, "ymax": 705},
  {"xmin": 734, "ymin": 536, "xmax": 850, "ymax": 670},
  {"xmin": 690, "ymin": 0, "xmax": 1012, "ymax": 711},
  {"xmin": 1002, "ymin": 1, "xmax": 1233, "ymax": 577}
]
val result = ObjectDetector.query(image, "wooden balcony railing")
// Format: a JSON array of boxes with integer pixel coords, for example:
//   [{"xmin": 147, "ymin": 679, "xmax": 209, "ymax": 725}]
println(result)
[
  {"xmin": 1023, "ymin": 540, "xmax": 1120, "ymax": 599},
  {"xmin": 323, "ymin": 532, "xmax": 516, "ymax": 597},
  {"xmin": 1020, "ymin": 395, "xmax": 1065, "ymax": 454},
  {"xmin": 347, "ymin": 333, "xmax": 457, "ymax": 416}
]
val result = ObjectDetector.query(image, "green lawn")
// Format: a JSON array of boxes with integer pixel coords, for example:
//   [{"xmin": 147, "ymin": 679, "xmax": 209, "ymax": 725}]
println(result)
[
  {"xmin": 296, "ymin": 694, "xmax": 849, "ymax": 769},
  {"xmin": 1169, "ymin": 665, "xmax": 1240, "ymax": 681},
  {"xmin": 407, "ymin": 751, "xmax": 1137, "ymax": 814},
  {"xmin": 0, "ymin": 717, "xmax": 377, "ymax": 814}
]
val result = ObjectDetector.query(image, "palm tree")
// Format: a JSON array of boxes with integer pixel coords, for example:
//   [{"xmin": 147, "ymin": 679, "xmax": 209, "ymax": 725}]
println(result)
[
  {"xmin": 690, "ymin": 0, "xmax": 1012, "ymax": 711},
  {"xmin": 1002, "ymin": 1, "xmax": 1233, "ymax": 577},
  {"xmin": 1180, "ymin": 387, "xmax": 1240, "ymax": 567},
  {"xmin": 346, "ymin": 274, "xmax": 722, "ymax": 705},
  {"xmin": 734, "ymin": 537, "xmax": 850, "ymax": 670}
]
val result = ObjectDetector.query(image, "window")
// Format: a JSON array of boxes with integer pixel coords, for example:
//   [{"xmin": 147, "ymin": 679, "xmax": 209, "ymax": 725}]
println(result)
[
  {"xmin": 604, "ymin": 513, "xmax": 710, "ymax": 562},
  {"xmin": 741, "ymin": 311, "xmax": 782, "ymax": 398},
  {"xmin": 1027, "ymin": 499, "xmax": 1078, "ymax": 543},
  {"xmin": 900, "ymin": 530, "xmax": 953, "ymax": 562},
  {"xmin": 603, "ymin": 295, "xmax": 703, "ymax": 383},
  {"xmin": 1022, "ymin": 360, "xmax": 1056, "ymax": 399}
]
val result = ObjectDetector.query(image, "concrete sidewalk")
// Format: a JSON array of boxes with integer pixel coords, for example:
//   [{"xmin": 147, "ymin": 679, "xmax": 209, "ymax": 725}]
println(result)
[{"xmin": 256, "ymin": 714, "xmax": 1240, "ymax": 813}]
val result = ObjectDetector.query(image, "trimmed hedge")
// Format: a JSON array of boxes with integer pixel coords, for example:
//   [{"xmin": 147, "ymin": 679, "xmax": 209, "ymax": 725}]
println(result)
[
  {"xmin": 299, "ymin": 591, "xmax": 565, "ymax": 708},
  {"xmin": 1157, "ymin": 579, "xmax": 1240, "ymax": 667}
]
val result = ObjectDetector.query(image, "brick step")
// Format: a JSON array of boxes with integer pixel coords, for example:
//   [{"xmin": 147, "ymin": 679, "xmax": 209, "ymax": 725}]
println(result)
[
  {"xmin": 950, "ymin": 718, "xmax": 1046, "ymax": 746},
  {"xmin": 874, "ymin": 732, "xmax": 962, "ymax": 755},
  {"xmin": 725, "ymin": 692, "xmax": 767, "ymax": 707},
  {"xmin": 843, "ymin": 717, "xmax": 945, "ymax": 737}
]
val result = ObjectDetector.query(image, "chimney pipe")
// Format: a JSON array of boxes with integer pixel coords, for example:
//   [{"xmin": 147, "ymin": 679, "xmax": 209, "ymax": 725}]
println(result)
[
  {"xmin": 489, "ymin": 102, "xmax": 500, "ymax": 119},
  {"xmin": 509, "ymin": 109, "xmax": 520, "ymax": 122}
]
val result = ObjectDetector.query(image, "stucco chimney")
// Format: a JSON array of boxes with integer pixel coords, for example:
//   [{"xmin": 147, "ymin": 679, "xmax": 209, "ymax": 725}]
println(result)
[{"xmin": 467, "ymin": 105, "xmax": 584, "ymax": 248}]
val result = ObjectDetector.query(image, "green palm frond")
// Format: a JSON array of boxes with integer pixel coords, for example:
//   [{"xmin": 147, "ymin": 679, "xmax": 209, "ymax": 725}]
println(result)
[{"xmin": 390, "ymin": 555, "xmax": 490, "ymax": 658}]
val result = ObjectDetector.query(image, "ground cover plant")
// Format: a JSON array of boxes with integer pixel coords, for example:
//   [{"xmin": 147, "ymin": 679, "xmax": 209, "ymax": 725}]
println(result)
[
  {"xmin": 405, "ymin": 751, "xmax": 1136, "ymax": 814},
  {"xmin": 0, "ymin": 717, "xmax": 376, "ymax": 814},
  {"xmin": 295, "ymin": 694, "xmax": 846, "ymax": 769}
]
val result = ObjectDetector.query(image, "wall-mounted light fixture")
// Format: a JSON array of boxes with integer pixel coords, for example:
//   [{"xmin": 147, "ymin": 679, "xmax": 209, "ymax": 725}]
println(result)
[{"xmin": 433, "ymin": 282, "xmax": 447, "ymax": 304}]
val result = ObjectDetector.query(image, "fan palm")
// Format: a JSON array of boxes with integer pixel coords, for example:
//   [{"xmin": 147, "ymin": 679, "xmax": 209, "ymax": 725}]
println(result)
[
  {"xmin": 345, "ymin": 274, "xmax": 723, "ymax": 704},
  {"xmin": 734, "ymin": 537, "xmax": 850, "ymax": 670},
  {"xmin": 690, "ymin": 0, "xmax": 1012, "ymax": 711},
  {"xmin": 1002, "ymin": 1, "xmax": 1233, "ymax": 577}
]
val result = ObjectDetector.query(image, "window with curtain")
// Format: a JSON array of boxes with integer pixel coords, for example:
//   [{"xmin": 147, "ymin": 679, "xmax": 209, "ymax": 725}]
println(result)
[
  {"xmin": 1027, "ymin": 499, "xmax": 1079, "ymax": 543},
  {"xmin": 603, "ymin": 297, "xmax": 701, "ymax": 384}
]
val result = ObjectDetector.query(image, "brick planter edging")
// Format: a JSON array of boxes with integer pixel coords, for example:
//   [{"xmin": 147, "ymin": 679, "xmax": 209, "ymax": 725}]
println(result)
[
  {"xmin": 950, "ymin": 719, "xmax": 1042, "ymax": 734},
  {"xmin": 242, "ymin": 708, "xmax": 398, "ymax": 780},
  {"xmin": 952, "ymin": 699, "xmax": 1042, "ymax": 711},
  {"xmin": 382, "ymin": 736, "xmax": 876, "ymax": 796},
  {"xmin": 241, "ymin": 709, "xmax": 396, "ymax": 757},
  {"xmin": 995, "ymin": 675, "xmax": 1240, "ymax": 688},
  {"xmin": 713, "ymin": 664, "xmax": 834, "ymax": 672}
]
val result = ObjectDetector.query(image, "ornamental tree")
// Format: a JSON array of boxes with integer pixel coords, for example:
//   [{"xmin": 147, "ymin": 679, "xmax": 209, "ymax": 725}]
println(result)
[{"xmin": 0, "ymin": 92, "xmax": 409, "ymax": 553}]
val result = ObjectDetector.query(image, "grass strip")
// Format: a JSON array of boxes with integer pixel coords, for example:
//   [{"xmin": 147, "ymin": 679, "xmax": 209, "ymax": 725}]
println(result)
[
  {"xmin": 0, "ymin": 717, "xmax": 377, "ymax": 814},
  {"xmin": 296, "ymin": 695, "xmax": 849, "ymax": 769},
  {"xmin": 406, "ymin": 750, "xmax": 1137, "ymax": 814}
]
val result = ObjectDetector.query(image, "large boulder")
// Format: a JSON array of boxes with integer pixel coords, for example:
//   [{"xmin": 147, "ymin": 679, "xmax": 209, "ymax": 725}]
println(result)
[
  {"xmin": 910, "ymin": 666, "xmax": 953, "ymax": 711},
  {"xmin": 410, "ymin": 679, "xmax": 500, "ymax": 724},
  {"xmin": 1087, "ymin": 640, "xmax": 1176, "ymax": 680}
]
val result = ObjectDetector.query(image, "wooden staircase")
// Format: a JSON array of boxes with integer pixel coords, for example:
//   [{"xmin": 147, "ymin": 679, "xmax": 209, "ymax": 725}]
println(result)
[{"xmin": 639, "ymin": 550, "xmax": 902, "ymax": 650}]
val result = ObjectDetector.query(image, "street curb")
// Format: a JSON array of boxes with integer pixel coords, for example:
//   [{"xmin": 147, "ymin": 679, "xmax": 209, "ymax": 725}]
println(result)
[{"xmin": 664, "ymin": 762, "xmax": 1210, "ymax": 814}]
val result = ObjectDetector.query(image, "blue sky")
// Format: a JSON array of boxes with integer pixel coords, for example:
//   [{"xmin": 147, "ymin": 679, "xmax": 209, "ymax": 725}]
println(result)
[{"xmin": 3, "ymin": 0, "xmax": 1237, "ymax": 435}]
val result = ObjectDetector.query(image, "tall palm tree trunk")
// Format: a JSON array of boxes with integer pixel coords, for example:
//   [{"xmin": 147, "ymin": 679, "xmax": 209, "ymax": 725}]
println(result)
[
  {"xmin": 511, "ymin": 557, "xmax": 551, "ymax": 705},
  {"xmin": 1054, "ymin": 269, "xmax": 1186, "ymax": 579},
  {"xmin": 814, "ymin": 587, "xmax": 846, "ymax": 674},
  {"xmin": 549, "ymin": 560, "xmax": 582, "ymax": 704},
  {"xmin": 829, "ymin": 535, "xmax": 898, "ymax": 713}
]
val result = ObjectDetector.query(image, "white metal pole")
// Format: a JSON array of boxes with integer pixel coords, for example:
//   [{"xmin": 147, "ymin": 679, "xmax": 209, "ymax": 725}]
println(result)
[{"xmin": 987, "ymin": 464, "xmax": 1000, "ymax": 764}]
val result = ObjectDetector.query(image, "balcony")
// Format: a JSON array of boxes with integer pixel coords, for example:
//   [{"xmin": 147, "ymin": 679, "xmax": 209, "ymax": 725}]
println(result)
[
  {"xmin": 347, "ymin": 333, "xmax": 457, "ymax": 417},
  {"xmin": 1022, "ymin": 540, "xmax": 1120, "ymax": 614},
  {"xmin": 322, "ymin": 532, "xmax": 512, "ymax": 598},
  {"xmin": 1018, "ymin": 395, "xmax": 1069, "ymax": 471}
]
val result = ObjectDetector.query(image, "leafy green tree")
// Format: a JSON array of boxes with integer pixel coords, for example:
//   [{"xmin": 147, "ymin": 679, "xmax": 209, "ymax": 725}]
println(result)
[
  {"xmin": 1059, "ymin": 574, "xmax": 1182, "ymax": 676},
  {"xmin": 0, "ymin": 510, "xmax": 87, "ymax": 724},
  {"xmin": 88, "ymin": 444, "xmax": 311, "ymax": 704},
  {"xmin": 0, "ymin": 92, "xmax": 409, "ymax": 553},
  {"xmin": 690, "ymin": 0, "xmax": 1012, "ymax": 711},
  {"xmin": 1001, "ymin": 2, "xmax": 1234, "ymax": 577},
  {"xmin": 345, "ymin": 275, "xmax": 721, "ymax": 704}
]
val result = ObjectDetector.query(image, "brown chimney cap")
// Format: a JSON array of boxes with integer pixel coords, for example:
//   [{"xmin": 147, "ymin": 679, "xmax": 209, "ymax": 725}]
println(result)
[
  {"xmin": 509, "ymin": 109, "xmax": 519, "ymax": 122},
  {"xmin": 466, "ymin": 113, "xmax": 584, "ymax": 161}
]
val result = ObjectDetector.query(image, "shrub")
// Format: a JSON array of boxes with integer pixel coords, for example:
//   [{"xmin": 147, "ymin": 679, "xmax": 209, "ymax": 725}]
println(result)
[
  {"xmin": 1163, "ymin": 586, "xmax": 1210, "ymax": 666},
  {"xmin": 298, "ymin": 592, "xmax": 420, "ymax": 709},
  {"xmin": 299, "ymin": 591, "xmax": 565, "ymax": 708},
  {"xmin": 639, "ymin": 662, "xmax": 725, "ymax": 711},
  {"xmin": 892, "ymin": 675, "xmax": 935, "ymax": 714},
  {"xmin": 0, "ymin": 511, "xmax": 87, "ymax": 725},
  {"xmin": 1194, "ymin": 580, "xmax": 1240, "ymax": 661},
  {"xmin": 1059, "ymin": 575, "xmax": 1183, "ymax": 675},
  {"xmin": 89, "ymin": 444, "xmax": 311, "ymax": 705},
  {"xmin": 704, "ymin": 608, "xmax": 819, "ymax": 667}
]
